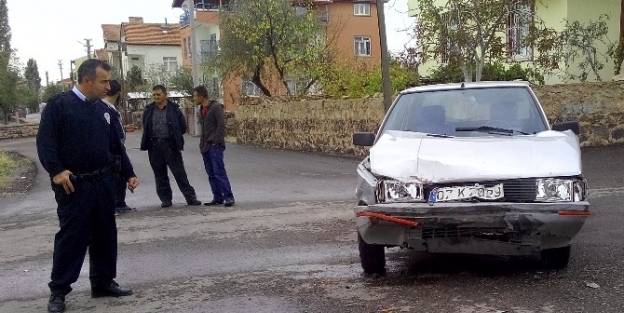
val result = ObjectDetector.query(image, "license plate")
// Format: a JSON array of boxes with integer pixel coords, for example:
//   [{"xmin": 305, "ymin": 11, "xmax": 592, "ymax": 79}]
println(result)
[{"xmin": 428, "ymin": 183, "xmax": 504, "ymax": 203}]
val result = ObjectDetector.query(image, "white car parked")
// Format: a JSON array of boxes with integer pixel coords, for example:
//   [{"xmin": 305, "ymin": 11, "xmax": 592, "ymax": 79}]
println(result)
[{"xmin": 353, "ymin": 81, "xmax": 590, "ymax": 274}]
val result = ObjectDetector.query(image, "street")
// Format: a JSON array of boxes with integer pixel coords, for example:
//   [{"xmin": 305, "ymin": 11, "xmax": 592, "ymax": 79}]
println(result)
[{"xmin": 0, "ymin": 132, "xmax": 623, "ymax": 313}]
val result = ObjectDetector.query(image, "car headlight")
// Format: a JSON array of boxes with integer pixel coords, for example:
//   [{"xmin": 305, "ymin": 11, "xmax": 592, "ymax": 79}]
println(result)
[
  {"xmin": 376, "ymin": 179, "xmax": 424, "ymax": 203},
  {"xmin": 536, "ymin": 178, "xmax": 587, "ymax": 202}
]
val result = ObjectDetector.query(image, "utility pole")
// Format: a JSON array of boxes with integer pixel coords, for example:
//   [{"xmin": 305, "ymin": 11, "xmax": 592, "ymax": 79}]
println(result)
[
  {"xmin": 78, "ymin": 39, "xmax": 93, "ymax": 59},
  {"xmin": 188, "ymin": 0, "xmax": 199, "ymax": 86},
  {"xmin": 58, "ymin": 60, "xmax": 64, "ymax": 82},
  {"xmin": 69, "ymin": 60, "xmax": 75, "ymax": 87},
  {"xmin": 45, "ymin": 71, "xmax": 49, "ymax": 86},
  {"xmin": 376, "ymin": 0, "xmax": 393, "ymax": 112},
  {"xmin": 85, "ymin": 39, "xmax": 92, "ymax": 59},
  {"xmin": 118, "ymin": 23, "xmax": 127, "ymax": 122}
]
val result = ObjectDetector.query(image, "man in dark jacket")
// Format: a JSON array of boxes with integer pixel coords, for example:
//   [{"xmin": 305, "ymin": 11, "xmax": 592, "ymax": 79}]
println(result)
[
  {"xmin": 140, "ymin": 85, "xmax": 201, "ymax": 208},
  {"xmin": 37, "ymin": 59, "xmax": 138, "ymax": 313},
  {"xmin": 193, "ymin": 85, "xmax": 235, "ymax": 207},
  {"xmin": 100, "ymin": 79, "xmax": 135, "ymax": 213}
]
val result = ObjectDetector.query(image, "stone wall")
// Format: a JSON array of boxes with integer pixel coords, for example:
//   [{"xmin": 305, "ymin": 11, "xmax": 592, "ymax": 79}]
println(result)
[
  {"xmin": 0, "ymin": 124, "xmax": 39, "ymax": 140},
  {"xmin": 233, "ymin": 82, "xmax": 624, "ymax": 156},
  {"xmin": 532, "ymin": 82, "xmax": 624, "ymax": 146}
]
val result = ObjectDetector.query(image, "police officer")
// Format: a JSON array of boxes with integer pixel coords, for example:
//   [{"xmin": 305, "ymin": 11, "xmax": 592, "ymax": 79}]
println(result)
[
  {"xmin": 100, "ymin": 79, "xmax": 135, "ymax": 213},
  {"xmin": 37, "ymin": 59, "xmax": 139, "ymax": 313}
]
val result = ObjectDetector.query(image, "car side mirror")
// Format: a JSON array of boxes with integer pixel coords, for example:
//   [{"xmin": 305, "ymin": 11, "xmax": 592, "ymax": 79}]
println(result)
[
  {"xmin": 353, "ymin": 132, "xmax": 376, "ymax": 146},
  {"xmin": 552, "ymin": 121, "xmax": 580, "ymax": 135}
]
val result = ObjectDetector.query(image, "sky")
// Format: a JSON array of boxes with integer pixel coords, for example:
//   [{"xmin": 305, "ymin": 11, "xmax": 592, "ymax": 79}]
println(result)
[{"xmin": 6, "ymin": 0, "xmax": 416, "ymax": 85}]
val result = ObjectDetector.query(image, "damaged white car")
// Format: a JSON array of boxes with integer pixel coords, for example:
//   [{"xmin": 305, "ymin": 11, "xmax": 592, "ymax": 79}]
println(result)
[{"xmin": 353, "ymin": 81, "xmax": 590, "ymax": 274}]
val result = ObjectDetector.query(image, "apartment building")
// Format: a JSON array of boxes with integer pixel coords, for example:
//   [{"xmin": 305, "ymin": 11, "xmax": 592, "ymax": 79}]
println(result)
[{"xmin": 171, "ymin": 0, "xmax": 384, "ymax": 110}]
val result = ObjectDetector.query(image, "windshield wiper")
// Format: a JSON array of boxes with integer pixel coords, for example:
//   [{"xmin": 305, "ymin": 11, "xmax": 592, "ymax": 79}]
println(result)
[
  {"xmin": 456, "ymin": 126, "xmax": 530, "ymax": 135},
  {"xmin": 426, "ymin": 133, "xmax": 453, "ymax": 138}
]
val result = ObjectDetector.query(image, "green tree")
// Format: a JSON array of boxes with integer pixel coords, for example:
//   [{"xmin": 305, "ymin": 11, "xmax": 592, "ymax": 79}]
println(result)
[
  {"xmin": 416, "ymin": 0, "xmax": 544, "ymax": 82},
  {"xmin": 531, "ymin": 14, "xmax": 615, "ymax": 82},
  {"xmin": 125, "ymin": 65, "xmax": 144, "ymax": 92},
  {"xmin": 169, "ymin": 66, "xmax": 194, "ymax": 95},
  {"xmin": 0, "ymin": 0, "xmax": 17, "ymax": 124},
  {"xmin": 212, "ymin": 0, "xmax": 333, "ymax": 97},
  {"xmin": 23, "ymin": 58, "xmax": 41, "ymax": 109},
  {"xmin": 41, "ymin": 83, "xmax": 65, "ymax": 104}
]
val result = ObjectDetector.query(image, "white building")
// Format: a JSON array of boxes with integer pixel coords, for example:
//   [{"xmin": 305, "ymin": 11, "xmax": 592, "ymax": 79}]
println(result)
[{"xmin": 102, "ymin": 17, "xmax": 183, "ymax": 81}]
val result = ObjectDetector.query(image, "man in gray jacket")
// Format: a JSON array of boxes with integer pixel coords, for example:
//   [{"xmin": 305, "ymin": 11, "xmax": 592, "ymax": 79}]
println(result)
[{"xmin": 193, "ymin": 85, "xmax": 235, "ymax": 207}]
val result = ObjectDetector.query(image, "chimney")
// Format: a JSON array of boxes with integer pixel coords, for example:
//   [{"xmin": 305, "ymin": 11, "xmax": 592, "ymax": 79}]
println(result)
[{"xmin": 128, "ymin": 17, "xmax": 144, "ymax": 24}]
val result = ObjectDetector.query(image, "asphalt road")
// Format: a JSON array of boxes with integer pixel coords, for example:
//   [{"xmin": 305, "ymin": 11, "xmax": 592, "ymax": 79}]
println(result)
[{"xmin": 0, "ymin": 132, "xmax": 623, "ymax": 313}]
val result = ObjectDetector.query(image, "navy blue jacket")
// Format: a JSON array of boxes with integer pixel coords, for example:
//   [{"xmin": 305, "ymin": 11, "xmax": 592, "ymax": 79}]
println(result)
[
  {"xmin": 140, "ymin": 100, "xmax": 187, "ymax": 151},
  {"xmin": 36, "ymin": 91, "xmax": 136, "ymax": 179}
]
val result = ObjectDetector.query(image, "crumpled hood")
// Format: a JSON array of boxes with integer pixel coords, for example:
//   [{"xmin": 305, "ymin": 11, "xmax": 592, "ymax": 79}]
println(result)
[{"xmin": 369, "ymin": 130, "xmax": 582, "ymax": 183}]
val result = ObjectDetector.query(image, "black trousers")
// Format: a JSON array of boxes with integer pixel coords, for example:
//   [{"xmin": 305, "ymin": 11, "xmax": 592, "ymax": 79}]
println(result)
[
  {"xmin": 48, "ymin": 174, "xmax": 117, "ymax": 296},
  {"xmin": 147, "ymin": 140, "xmax": 197, "ymax": 202},
  {"xmin": 115, "ymin": 175, "xmax": 128, "ymax": 207}
]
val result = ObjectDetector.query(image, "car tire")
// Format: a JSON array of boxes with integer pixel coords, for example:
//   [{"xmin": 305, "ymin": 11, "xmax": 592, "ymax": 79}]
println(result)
[
  {"xmin": 540, "ymin": 245, "xmax": 571, "ymax": 269},
  {"xmin": 358, "ymin": 233, "xmax": 386, "ymax": 274}
]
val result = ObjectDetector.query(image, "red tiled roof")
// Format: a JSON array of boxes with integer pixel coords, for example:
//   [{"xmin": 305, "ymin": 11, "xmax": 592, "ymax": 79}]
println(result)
[
  {"xmin": 95, "ymin": 49, "xmax": 108, "ymax": 61},
  {"xmin": 124, "ymin": 23, "xmax": 182, "ymax": 46},
  {"xmin": 102, "ymin": 24, "xmax": 121, "ymax": 42}
]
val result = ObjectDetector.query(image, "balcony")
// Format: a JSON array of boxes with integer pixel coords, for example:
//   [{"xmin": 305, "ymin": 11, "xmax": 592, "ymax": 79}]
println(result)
[{"xmin": 200, "ymin": 39, "xmax": 219, "ymax": 60}]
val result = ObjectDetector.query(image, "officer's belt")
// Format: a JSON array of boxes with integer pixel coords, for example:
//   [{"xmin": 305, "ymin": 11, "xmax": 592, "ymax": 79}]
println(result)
[{"xmin": 73, "ymin": 166, "xmax": 112, "ymax": 181}]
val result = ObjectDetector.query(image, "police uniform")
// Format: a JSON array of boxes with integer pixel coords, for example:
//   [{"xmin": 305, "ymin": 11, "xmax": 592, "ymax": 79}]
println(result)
[
  {"xmin": 36, "ymin": 87, "xmax": 136, "ymax": 296},
  {"xmin": 101, "ymin": 98, "xmax": 131, "ymax": 210}
]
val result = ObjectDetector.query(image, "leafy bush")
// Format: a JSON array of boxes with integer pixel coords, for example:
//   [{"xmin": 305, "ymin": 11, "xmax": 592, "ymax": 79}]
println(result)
[{"xmin": 427, "ymin": 62, "xmax": 544, "ymax": 85}]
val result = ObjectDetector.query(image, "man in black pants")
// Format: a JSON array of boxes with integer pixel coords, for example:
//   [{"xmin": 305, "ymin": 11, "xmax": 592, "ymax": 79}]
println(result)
[
  {"xmin": 37, "ymin": 59, "xmax": 139, "ymax": 313},
  {"xmin": 100, "ymin": 79, "xmax": 135, "ymax": 213},
  {"xmin": 140, "ymin": 85, "xmax": 202, "ymax": 207}
]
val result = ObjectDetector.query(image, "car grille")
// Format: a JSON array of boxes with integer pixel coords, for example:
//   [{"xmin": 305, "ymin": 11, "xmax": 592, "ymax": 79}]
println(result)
[
  {"xmin": 425, "ymin": 178, "xmax": 537, "ymax": 202},
  {"xmin": 421, "ymin": 227, "xmax": 510, "ymax": 240}
]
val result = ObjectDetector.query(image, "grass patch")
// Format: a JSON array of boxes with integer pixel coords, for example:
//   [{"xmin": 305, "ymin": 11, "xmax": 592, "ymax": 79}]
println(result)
[{"xmin": 0, "ymin": 150, "xmax": 17, "ymax": 178}]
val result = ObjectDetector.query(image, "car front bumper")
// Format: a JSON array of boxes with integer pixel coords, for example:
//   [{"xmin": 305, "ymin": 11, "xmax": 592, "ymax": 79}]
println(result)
[{"xmin": 355, "ymin": 201, "xmax": 590, "ymax": 256}]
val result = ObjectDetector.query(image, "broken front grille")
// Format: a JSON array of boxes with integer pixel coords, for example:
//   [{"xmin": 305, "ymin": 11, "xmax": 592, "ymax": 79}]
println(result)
[
  {"xmin": 421, "ymin": 227, "xmax": 512, "ymax": 241},
  {"xmin": 425, "ymin": 178, "xmax": 537, "ymax": 202}
]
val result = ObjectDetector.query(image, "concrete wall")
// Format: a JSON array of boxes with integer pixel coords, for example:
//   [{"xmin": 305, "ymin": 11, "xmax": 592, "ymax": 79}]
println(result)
[{"xmin": 233, "ymin": 82, "xmax": 624, "ymax": 157}]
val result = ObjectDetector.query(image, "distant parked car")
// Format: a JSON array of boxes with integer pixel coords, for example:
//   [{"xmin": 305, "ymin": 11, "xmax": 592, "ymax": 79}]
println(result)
[{"xmin": 353, "ymin": 81, "xmax": 589, "ymax": 274}]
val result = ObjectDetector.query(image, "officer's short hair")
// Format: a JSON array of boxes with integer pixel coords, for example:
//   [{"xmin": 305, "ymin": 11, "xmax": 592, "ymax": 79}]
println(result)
[
  {"xmin": 107, "ymin": 80, "xmax": 122, "ymax": 96},
  {"xmin": 77, "ymin": 59, "xmax": 111, "ymax": 83},
  {"xmin": 153, "ymin": 85, "xmax": 167, "ymax": 94},
  {"xmin": 193, "ymin": 85, "xmax": 209, "ymax": 99}
]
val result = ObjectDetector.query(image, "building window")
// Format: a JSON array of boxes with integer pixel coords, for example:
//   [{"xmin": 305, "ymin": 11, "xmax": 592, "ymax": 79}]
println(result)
[
  {"xmin": 163, "ymin": 57, "xmax": 178, "ymax": 72},
  {"xmin": 354, "ymin": 3, "xmax": 370, "ymax": 16},
  {"xmin": 354, "ymin": 36, "xmax": 371, "ymax": 56},
  {"xmin": 507, "ymin": 0, "xmax": 533, "ymax": 60},
  {"xmin": 295, "ymin": 5, "xmax": 307, "ymax": 16},
  {"xmin": 243, "ymin": 80, "xmax": 260, "ymax": 96}
]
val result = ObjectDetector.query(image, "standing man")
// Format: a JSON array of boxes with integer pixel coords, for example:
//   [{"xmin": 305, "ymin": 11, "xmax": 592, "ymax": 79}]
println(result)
[
  {"xmin": 37, "ymin": 59, "xmax": 139, "ymax": 313},
  {"xmin": 193, "ymin": 86, "xmax": 235, "ymax": 207},
  {"xmin": 140, "ymin": 85, "xmax": 202, "ymax": 208},
  {"xmin": 101, "ymin": 79, "xmax": 135, "ymax": 213}
]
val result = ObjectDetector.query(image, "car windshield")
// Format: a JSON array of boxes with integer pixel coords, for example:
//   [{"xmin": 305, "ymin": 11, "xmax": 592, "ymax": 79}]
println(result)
[{"xmin": 381, "ymin": 86, "xmax": 549, "ymax": 137}]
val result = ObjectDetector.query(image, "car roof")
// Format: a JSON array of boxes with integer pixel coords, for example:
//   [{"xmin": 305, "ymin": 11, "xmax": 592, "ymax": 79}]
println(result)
[{"xmin": 401, "ymin": 81, "xmax": 531, "ymax": 94}]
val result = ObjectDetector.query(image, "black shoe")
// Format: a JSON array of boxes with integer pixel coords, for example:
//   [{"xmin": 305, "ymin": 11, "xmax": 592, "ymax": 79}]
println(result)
[
  {"xmin": 91, "ymin": 281, "xmax": 133, "ymax": 298},
  {"xmin": 204, "ymin": 199, "xmax": 224, "ymax": 206},
  {"xmin": 224, "ymin": 198, "xmax": 235, "ymax": 207},
  {"xmin": 116, "ymin": 205, "xmax": 135, "ymax": 212},
  {"xmin": 47, "ymin": 294, "xmax": 65, "ymax": 313},
  {"xmin": 187, "ymin": 199, "xmax": 202, "ymax": 206},
  {"xmin": 161, "ymin": 201, "xmax": 172, "ymax": 208}
]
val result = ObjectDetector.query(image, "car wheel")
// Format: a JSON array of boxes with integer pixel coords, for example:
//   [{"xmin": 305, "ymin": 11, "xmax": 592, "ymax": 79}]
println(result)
[
  {"xmin": 540, "ymin": 245, "xmax": 571, "ymax": 269},
  {"xmin": 358, "ymin": 232, "xmax": 386, "ymax": 274}
]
